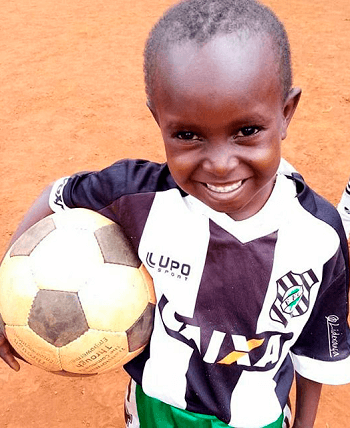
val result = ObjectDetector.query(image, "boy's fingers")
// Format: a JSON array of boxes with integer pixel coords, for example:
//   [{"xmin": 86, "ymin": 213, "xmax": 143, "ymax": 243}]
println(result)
[{"xmin": 0, "ymin": 335, "xmax": 20, "ymax": 371}]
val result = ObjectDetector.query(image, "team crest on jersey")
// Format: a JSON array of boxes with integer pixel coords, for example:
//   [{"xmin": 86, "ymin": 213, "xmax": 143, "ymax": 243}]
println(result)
[{"xmin": 270, "ymin": 269, "xmax": 318, "ymax": 326}]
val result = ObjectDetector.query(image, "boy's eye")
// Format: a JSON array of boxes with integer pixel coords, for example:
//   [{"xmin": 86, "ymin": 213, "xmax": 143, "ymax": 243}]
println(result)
[
  {"xmin": 176, "ymin": 131, "xmax": 199, "ymax": 140},
  {"xmin": 236, "ymin": 127, "xmax": 260, "ymax": 137}
]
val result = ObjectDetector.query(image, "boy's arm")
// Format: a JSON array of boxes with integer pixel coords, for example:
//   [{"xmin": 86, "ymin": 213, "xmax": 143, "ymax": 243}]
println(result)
[
  {"xmin": 292, "ymin": 372, "xmax": 322, "ymax": 428},
  {"xmin": 1, "ymin": 185, "xmax": 54, "ymax": 258},
  {"xmin": 0, "ymin": 184, "xmax": 54, "ymax": 370}
]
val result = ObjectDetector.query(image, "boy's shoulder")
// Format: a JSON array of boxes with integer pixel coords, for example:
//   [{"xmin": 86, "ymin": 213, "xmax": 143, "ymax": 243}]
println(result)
[
  {"xmin": 98, "ymin": 159, "xmax": 176, "ymax": 192},
  {"xmin": 278, "ymin": 166, "xmax": 348, "ymax": 269},
  {"xmin": 278, "ymin": 159, "xmax": 344, "ymax": 234},
  {"xmin": 286, "ymin": 171, "xmax": 343, "ymax": 233},
  {"xmin": 50, "ymin": 159, "xmax": 181, "ymax": 213}
]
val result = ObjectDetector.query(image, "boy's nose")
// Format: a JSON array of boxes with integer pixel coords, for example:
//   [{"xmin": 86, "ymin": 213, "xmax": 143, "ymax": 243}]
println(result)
[{"xmin": 202, "ymin": 144, "xmax": 239, "ymax": 177}]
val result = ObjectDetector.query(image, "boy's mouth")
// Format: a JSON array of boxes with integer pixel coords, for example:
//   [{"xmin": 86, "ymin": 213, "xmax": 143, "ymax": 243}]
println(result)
[{"xmin": 206, "ymin": 181, "xmax": 243, "ymax": 193}]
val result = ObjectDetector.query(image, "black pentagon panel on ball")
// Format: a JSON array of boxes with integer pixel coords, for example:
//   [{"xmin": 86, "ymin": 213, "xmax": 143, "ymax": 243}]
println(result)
[
  {"xmin": 94, "ymin": 223, "xmax": 140, "ymax": 267},
  {"xmin": 126, "ymin": 302, "xmax": 155, "ymax": 352},
  {"xmin": 28, "ymin": 289, "xmax": 89, "ymax": 347},
  {"xmin": 10, "ymin": 217, "xmax": 56, "ymax": 257}
]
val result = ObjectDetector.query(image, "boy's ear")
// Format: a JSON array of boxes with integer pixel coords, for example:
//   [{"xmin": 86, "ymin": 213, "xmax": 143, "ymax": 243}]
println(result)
[
  {"xmin": 281, "ymin": 87, "xmax": 302, "ymax": 140},
  {"xmin": 147, "ymin": 100, "xmax": 160, "ymax": 125}
]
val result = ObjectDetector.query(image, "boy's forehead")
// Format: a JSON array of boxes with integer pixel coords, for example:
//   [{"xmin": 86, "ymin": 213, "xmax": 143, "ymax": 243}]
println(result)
[{"xmin": 154, "ymin": 33, "xmax": 281, "ymax": 102}]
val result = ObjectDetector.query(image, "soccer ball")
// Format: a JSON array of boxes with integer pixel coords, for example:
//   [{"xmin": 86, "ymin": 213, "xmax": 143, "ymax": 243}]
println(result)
[{"xmin": 0, "ymin": 208, "xmax": 155, "ymax": 376}]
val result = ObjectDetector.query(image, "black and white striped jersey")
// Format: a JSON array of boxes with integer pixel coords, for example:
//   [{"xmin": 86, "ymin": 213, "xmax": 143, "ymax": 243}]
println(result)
[{"xmin": 49, "ymin": 158, "xmax": 350, "ymax": 428}]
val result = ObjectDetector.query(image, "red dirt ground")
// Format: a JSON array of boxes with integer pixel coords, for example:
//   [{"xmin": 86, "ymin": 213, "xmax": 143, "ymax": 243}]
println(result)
[{"xmin": 0, "ymin": 0, "xmax": 349, "ymax": 426}]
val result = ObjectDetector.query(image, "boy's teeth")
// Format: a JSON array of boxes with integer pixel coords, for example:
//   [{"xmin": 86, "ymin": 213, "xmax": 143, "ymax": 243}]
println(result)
[{"xmin": 207, "ymin": 181, "xmax": 242, "ymax": 193}]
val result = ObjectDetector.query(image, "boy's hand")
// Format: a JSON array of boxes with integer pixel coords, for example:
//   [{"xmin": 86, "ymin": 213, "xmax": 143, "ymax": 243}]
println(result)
[{"xmin": 0, "ymin": 333, "xmax": 20, "ymax": 371}]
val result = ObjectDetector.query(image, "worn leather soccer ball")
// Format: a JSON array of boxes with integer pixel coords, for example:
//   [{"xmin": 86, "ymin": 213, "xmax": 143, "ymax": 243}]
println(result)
[{"xmin": 0, "ymin": 208, "xmax": 155, "ymax": 375}]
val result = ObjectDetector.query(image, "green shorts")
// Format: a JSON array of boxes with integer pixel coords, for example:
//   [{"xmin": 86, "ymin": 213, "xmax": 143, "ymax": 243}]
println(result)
[{"xmin": 124, "ymin": 380, "xmax": 289, "ymax": 428}]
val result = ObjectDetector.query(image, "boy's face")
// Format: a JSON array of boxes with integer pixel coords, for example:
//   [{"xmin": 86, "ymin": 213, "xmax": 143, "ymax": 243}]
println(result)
[{"xmin": 150, "ymin": 34, "xmax": 300, "ymax": 220}]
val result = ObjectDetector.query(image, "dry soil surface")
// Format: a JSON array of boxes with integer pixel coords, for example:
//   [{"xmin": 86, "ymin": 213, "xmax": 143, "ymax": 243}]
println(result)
[{"xmin": 0, "ymin": 0, "xmax": 350, "ymax": 427}]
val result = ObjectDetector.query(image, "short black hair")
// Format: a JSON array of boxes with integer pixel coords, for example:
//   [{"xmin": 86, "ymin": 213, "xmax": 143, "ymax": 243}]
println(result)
[{"xmin": 144, "ymin": 0, "xmax": 292, "ymax": 104}]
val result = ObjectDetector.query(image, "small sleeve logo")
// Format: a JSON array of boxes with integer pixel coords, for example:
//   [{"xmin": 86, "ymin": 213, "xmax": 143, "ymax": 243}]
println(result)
[
  {"xmin": 326, "ymin": 315, "xmax": 340, "ymax": 358},
  {"xmin": 49, "ymin": 177, "xmax": 70, "ymax": 212}
]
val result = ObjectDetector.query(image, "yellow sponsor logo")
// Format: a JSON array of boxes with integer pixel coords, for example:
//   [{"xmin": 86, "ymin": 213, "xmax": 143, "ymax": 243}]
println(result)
[{"xmin": 218, "ymin": 338, "xmax": 265, "ymax": 365}]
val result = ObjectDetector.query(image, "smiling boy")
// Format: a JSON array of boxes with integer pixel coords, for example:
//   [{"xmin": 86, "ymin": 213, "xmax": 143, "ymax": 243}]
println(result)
[
  {"xmin": 149, "ymin": 33, "xmax": 296, "ymax": 221},
  {"xmin": 1, "ymin": 1, "xmax": 350, "ymax": 427}
]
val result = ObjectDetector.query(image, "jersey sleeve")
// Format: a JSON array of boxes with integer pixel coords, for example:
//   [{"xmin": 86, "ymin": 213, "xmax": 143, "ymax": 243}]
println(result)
[
  {"xmin": 290, "ymin": 244, "xmax": 350, "ymax": 385},
  {"xmin": 49, "ymin": 159, "xmax": 176, "ymax": 218}
]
